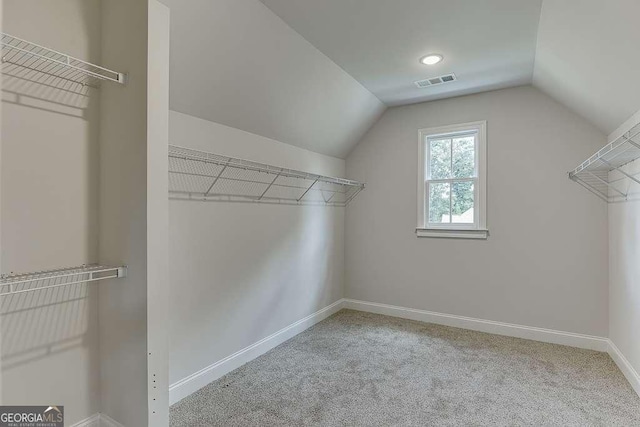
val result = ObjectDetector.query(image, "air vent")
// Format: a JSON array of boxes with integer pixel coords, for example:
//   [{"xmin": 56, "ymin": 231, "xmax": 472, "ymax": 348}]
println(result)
[{"xmin": 415, "ymin": 73, "xmax": 457, "ymax": 88}]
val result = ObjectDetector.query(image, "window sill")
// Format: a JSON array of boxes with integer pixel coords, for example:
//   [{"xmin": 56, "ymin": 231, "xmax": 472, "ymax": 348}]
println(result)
[{"xmin": 416, "ymin": 228, "xmax": 489, "ymax": 240}]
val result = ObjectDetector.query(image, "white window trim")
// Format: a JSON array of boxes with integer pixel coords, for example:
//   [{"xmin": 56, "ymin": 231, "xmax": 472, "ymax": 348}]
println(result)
[{"xmin": 416, "ymin": 121, "xmax": 488, "ymax": 239}]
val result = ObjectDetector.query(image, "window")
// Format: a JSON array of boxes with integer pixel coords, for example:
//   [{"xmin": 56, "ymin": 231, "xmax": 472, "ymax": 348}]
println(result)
[{"xmin": 417, "ymin": 121, "xmax": 487, "ymax": 239}]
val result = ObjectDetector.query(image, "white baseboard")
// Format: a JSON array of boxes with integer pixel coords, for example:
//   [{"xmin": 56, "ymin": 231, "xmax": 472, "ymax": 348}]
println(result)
[
  {"xmin": 343, "ymin": 299, "xmax": 610, "ymax": 352},
  {"xmin": 347, "ymin": 299, "xmax": 638, "ymax": 398},
  {"xmin": 71, "ymin": 414, "xmax": 100, "ymax": 427},
  {"xmin": 169, "ymin": 297, "xmax": 638, "ymax": 406},
  {"xmin": 71, "ymin": 413, "xmax": 124, "ymax": 427},
  {"xmin": 169, "ymin": 299, "xmax": 344, "ymax": 405},
  {"xmin": 607, "ymin": 340, "xmax": 640, "ymax": 397},
  {"xmin": 99, "ymin": 413, "xmax": 125, "ymax": 427}
]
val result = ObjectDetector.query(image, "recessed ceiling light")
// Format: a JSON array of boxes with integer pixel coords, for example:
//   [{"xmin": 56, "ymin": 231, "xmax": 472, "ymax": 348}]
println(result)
[{"xmin": 420, "ymin": 54, "xmax": 443, "ymax": 65}]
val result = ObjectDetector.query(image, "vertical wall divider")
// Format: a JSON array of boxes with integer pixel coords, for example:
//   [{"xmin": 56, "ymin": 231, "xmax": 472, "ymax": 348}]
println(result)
[{"xmin": 147, "ymin": 1, "xmax": 171, "ymax": 424}]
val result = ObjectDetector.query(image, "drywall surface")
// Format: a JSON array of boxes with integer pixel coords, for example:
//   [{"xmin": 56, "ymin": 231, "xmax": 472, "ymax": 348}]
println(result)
[
  {"xmin": 98, "ymin": 0, "xmax": 149, "ymax": 425},
  {"xmin": 261, "ymin": 0, "xmax": 541, "ymax": 106},
  {"xmin": 169, "ymin": 111, "xmax": 345, "ymax": 387},
  {"xmin": 147, "ymin": 0, "xmax": 171, "ymax": 424},
  {"xmin": 0, "ymin": 0, "xmax": 3, "ymax": 403},
  {"xmin": 1, "ymin": 1, "xmax": 101, "ymax": 423},
  {"xmin": 346, "ymin": 86, "xmax": 609, "ymax": 336},
  {"xmin": 159, "ymin": 0, "xmax": 385, "ymax": 158},
  {"xmin": 534, "ymin": 0, "xmax": 640, "ymax": 135},
  {"xmin": 609, "ymin": 154, "xmax": 640, "ymax": 383}
]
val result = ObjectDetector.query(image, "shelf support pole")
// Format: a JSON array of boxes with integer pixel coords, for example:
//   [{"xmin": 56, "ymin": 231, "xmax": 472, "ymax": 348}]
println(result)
[{"xmin": 298, "ymin": 179, "xmax": 318, "ymax": 202}]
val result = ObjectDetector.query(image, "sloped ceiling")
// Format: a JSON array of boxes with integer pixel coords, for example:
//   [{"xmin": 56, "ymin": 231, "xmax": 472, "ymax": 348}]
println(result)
[
  {"xmin": 260, "ymin": 0, "xmax": 543, "ymax": 107},
  {"xmin": 534, "ymin": 0, "xmax": 640, "ymax": 135},
  {"xmin": 162, "ymin": 0, "xmax": 639, "ymax": 158},
  {"xmin": 161, "ymin": 0, "xmax": 385, "ymax": 158}
]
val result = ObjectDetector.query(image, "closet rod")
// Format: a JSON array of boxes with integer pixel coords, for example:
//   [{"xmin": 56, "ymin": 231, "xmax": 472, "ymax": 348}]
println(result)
[
  {"xmin": 569, "ymin": 121, "xmax": 640, "ymax": 203},
  {"xmin": 169, "ymin": 145, "xmax": 365, "ymax": 207}
]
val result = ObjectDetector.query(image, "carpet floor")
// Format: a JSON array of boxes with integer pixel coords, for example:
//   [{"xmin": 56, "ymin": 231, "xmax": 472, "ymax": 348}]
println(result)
[{"xmin": 170, "ymin": 310, "xmax": 640, "ymax": 426}]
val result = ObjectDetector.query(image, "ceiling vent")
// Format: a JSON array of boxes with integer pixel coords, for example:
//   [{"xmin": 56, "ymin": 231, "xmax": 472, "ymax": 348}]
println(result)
[{"xmin": 414, "ymin": 73, "xmax": 457, "ymax": 88}]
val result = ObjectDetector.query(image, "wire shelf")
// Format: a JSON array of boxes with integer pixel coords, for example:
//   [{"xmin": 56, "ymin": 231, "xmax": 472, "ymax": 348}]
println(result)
[
  {"xmin": 1, "ymin": 32, "xmax": 126, "ymax": 88},
  {"xmin": 169, "ymin": 145, "xmax": 365, "ymax": 206},
  {"xmin": 569, "ymin": 121, "xmax": 640, "ymax": 202},
  {"xmin": 0, "ymin": 265, "xmax": 127, "ymax": 296}
]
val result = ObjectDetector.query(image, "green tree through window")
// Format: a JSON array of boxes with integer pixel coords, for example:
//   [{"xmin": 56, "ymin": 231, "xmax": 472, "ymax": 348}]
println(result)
[{"xmin": 427, "ymin": 135, "xmax": 475, "ymax": 223}]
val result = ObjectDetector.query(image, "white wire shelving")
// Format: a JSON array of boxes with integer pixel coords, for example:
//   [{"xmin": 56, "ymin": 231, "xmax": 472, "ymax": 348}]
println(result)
[
  {"xmin": 1, "ymin": 32, "xmax": 126, "ymax": 88},
  {"xmin": 569, "ymin": 121, "xmax": 640, "ymax": 203},
  {"xmin": 0, "ymin": 265, "xmax": 127, "ymax": 296},
  {"xmin": 169, "ymin": 145, "xmax": 365, "ymax": 207}
]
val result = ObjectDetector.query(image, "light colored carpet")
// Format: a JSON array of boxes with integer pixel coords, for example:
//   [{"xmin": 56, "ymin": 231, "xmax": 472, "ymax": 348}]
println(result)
[{"xmin": 170, "ymin": 310, "xmax": 640, "ymax": 426}]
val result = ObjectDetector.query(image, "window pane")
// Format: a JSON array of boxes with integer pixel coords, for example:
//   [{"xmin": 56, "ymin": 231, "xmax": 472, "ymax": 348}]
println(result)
[
  {"xmin": 453, "ymin": 136, "xmax": 475, "ymax": 178},
  {"xmin": 429, "ymin": 182, "xmax": 450, "ymax": 223},
  {"xmin": 452, "ymin": 181, "xmax": 474, "ymax": 224},
  {"xmin": 429, "ymin": 139, "xmax": 451, "ymax": 179}
]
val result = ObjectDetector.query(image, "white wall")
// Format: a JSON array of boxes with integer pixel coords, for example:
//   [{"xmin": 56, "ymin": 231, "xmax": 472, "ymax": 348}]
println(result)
[
  {"xmin": 609, "ymin": 198, "xmax": 640, "ymax": 385},
  {"xmin": 147, "ymin": 0, "xmax": 171, "ymax": 424},
  {"xmin": 2, "ymin": 3, "xmax": 170, "ymax": 424},
  {"xmin": 98, "ymin": 0, "xmax": 150, "ymax": 425},
  {"xmin": 608, "ymin": 115, "xmax": 640, "ymax": 389},
  {"xmin": 1, "ymin": 1, "xmax": 101, "ymax": 423},
  {"xmin": 346, "ymin": 86, "xmax": 609, "ymax": 336},
  {"xmin": 0, "ymin": 0, "xmax": 3, "ymax": 402},
  {"xmin": 159, "ymin": 0, "xmax": 385, "ymax": 158},
  {"xmin": 169, "ymin": 111, "xmax": 345, "ymax": 390},
  {"xmin": 534, "ymin": 0, "xmax": 640, "ymax": 135}
]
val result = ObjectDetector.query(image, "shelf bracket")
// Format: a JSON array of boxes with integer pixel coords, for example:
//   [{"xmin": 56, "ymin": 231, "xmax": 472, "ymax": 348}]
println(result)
[
  {"xmin": 258, "ymin": 172, "xmax": 281, "ymax": 200},
  {"xmin": 586, "ymin": 171, "xmax": 627, "ymax": 199},
  {"xmin": 205, "ymin": 160, "xmax": 230, "ymax": 196},
  {"xmin": 297, "ymin": 179, "xmax": 318, "ymax": 202},
  {"xmin": 325, "ymin": 192, "xmax": 336, "ymax": 204},
  {"xmin": 623, "ymin": 135, "xmax": 640, "ymax": 150},
  {"xmin": 570, "ymin": 175, "xmax": 609, "ymax": 202},
  {"xmin": 598, "ymin": 158, "xmax": 640, "ymax": 186},
  {"xmin": 117, "ymin": 266, "xmax": 128, "ymax": 278}
]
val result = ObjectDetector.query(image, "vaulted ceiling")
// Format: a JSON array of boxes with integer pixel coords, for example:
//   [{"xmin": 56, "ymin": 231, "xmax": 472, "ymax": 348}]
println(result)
[
  {"xmin": 533, "ymin": 0, "xmax": 640, "ymax": 135},
  {"xmin": 260, "ymin": 0, "xmax": 543, "ymax": 107},
  {"xmin": 160, "ymin": 0, "xmax": 385, "ymax": 158},
  {"xmin": 162, "ymin": 0, "xmax": 640, "ymax": 158}
]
